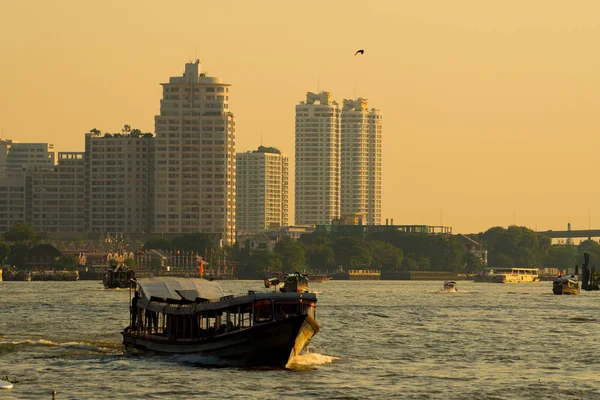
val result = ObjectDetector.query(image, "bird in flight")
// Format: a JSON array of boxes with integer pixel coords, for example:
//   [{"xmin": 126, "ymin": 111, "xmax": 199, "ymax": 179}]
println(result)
[{"xmin": 355, "ymin": 49, "xmax": 364, "ymax": 56}]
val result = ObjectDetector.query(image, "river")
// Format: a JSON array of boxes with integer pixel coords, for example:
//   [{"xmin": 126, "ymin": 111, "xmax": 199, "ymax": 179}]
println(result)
[{"xmin": 1, "ymin": 280, "xmax": 599, "ymax": 399}]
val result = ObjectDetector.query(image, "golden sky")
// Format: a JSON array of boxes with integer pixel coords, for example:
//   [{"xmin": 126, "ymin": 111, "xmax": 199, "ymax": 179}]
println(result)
[{"xmin": 1, "ymin": 0, "xmax": 599, "ymax": 234}]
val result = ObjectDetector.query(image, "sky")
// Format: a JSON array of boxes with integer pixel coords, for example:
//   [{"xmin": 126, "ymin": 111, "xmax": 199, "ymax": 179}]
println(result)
[{"xmin": 1, "ymin": 0, "xmax": 599, "ymax": 234}]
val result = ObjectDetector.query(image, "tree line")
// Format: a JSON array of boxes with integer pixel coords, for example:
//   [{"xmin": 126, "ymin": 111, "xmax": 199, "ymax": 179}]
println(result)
[{"xmin": 2, "ymin": 223, "xmax": 598, "ymax": 277}]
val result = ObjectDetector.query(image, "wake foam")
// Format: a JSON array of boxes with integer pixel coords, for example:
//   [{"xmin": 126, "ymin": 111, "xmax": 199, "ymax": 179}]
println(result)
[{"xmin": 288, "ymin": 352, "xmax": 339, "ymax": 366}]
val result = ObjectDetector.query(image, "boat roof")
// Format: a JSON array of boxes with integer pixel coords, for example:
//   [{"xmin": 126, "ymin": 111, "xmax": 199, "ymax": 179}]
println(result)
[
  {"xmin": 484, "ymin": 267, "xmax": 539, "ymax": 271},
  {"xmin": 136, "ymin": 277, "xmax": 225, "ymax": 303}
]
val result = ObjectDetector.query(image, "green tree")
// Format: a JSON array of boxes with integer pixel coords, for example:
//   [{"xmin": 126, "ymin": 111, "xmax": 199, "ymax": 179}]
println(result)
[
  {"xmin": 4, "ymin": 222, "xmax": 36, "ymax": 243},
  {"xmin": 124, "ymin": 258, "xmax": 136, "ymax": 268},
  {"xmin": 369, "ymin": 240, "xmax": 403, "ymax": 271},
  {"xmin": 464, "ymin": 252, "xmax": 484, "ymax": 273},
  {"xmin": 60, "ymin": 254, "xmax": 80, "ymax": 270},
  {"xmin": 274, "ymin": 237, "xmax": 306, "ymax": 271},
  {"xmin": 150, "ymin": 258, "xmax": 163, "ymax": 271},
  {"xmin": 544, "ymin": 244, "xmax": 578, "ymax": 271},
  {"xmin": 144, "ymin": 236, "xmax": 171, "ymax": 251},
  {"xmin": 122, "ymin": 124, "xmax": 131, "ymax": 135},
  {"xmin": 0, "ymin": 241, "xmax": 10, "ymax": 264},
  {"xmin": 332, "ymin": 237, "xmax": 372, "ymax": 269},
  {"xmin": 171, "ymin": 233, "xmax": 213, "ymax": 254},
  {"xmin": 495, "ymin": 253, "xmax": 515, "ymax": 268},
  {"xmin": 305, "ymin": 244, "xmax": 335, "ymax": 271},
  {"xmin": 239, "ymin": 250, "xmax": 282, "ymax": 278},
  {"xmin": 6, "ymin": 243, "xmax": 30, "ymax": 269}
]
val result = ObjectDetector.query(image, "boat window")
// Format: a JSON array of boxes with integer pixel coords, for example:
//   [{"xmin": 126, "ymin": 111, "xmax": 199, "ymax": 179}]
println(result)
[
  {"xmin": 254, "ymin": 300, "xmax": 273, "ymax": 323},
  {"xmin": 274, "ymin": 301, "xmax": 300, "ymax": 321}
]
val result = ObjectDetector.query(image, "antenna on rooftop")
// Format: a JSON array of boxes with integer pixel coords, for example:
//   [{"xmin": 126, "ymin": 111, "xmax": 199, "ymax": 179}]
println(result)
[
  {"xmin": 354, "ymin": 84, "xmax": 357, "ymax": 99},
  {"xmin": 261, "ymin": 132, "xmax": 263, "ymax": 146},
  {"xmin": 317, "ymin": 77, "xmax": 320, "ymax": 92}
]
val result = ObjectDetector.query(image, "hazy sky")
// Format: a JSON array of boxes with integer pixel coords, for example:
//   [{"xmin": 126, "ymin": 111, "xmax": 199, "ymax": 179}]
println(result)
[{"xmin": 1, "ymin": 0, "xmax": 599, "ymax": 234}]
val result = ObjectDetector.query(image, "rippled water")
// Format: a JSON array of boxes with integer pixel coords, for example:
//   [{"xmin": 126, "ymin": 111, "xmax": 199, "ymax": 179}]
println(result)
[{"xmin": 1, "ymin": 280, "xmax": 599, "ymax": 399}]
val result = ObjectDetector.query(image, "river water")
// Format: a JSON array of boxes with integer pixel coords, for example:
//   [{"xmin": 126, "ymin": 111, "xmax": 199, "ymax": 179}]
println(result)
[{"xmin": 1, "ymin": 280, "xmax": 599, "ymax": 399}]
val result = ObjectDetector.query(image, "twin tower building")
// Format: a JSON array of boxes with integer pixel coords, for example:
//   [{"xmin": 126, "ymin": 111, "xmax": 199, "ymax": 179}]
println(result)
[{"xmin": 0, "ymin": 61, "xmax": 381, "ymax": 245}]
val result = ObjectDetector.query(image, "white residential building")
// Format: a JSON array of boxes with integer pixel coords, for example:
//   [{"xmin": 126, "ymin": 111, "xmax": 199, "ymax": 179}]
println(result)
[
  {"xmin": 341, "ymin": 98, "xmax": 382, "ymax": 225},
  {"xmin": 154, "ymin": 61, "xmax": 236, "ymax": 245},
  {"xmin": 295, "ymin": 92, "xmax": 341, "ymax": 225},
  {"xmin": 236, "ymin": 146, "xmax": 288, "ymax": 232}
]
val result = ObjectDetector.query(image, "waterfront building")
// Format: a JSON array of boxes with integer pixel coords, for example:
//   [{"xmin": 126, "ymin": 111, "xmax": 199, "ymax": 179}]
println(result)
[
  {"xmin": 29, "ymin": 152, "xmax": 86, "ymax": 233},
  {"xmin": 154, "ymin": 60, "xmax": 236, "ymax": 245},
  {"xmin": 295, "ymin": 91, "xmax": 341, "ymax": 225},
  {"xmin": 84, "ymin": 132, "xmax": 154, "ymax": 234},
  {"xmin": 341, "ymin": 98, "xmax": 382, "ymax": 225},
  {"xmin": 236, "ymin": 146, "xmax": 288, "ymax": 232}
]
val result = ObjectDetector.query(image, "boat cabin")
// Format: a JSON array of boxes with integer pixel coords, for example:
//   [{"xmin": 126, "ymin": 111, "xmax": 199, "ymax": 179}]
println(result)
[
  {"xmin": 128, "ymin": 278, "xmax": 317, "ymax": 340},
  {"xmin": 481, "ymin": 268, "xmax": 539, "ymax": 276}
]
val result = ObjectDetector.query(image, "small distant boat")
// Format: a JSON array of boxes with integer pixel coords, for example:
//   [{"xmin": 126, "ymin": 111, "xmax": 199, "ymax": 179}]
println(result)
[
  {"xmin": 0, "ymin": 379, "xmax": 14, "ymax": 390},
  {"xmin": 265, "ymin": 272, "xmax": 310, "ymax": 293},
  {"xmin": 553, "ymin": 275, "xmax": 580, "ymax": 295},
  {"xmin": 103, "ymin": 265, "xmax": 135, "ymax": 289},
  {"xmin": 442, "ymin": 280, "xmax": 457, "ymax": 292}
]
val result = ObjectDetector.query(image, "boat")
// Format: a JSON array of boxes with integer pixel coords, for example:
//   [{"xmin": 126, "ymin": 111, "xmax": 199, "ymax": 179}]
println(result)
[
  {"xmin": 552, "ymin": 275, "xmax": 580, "ymax": 295},
  {"xmin": 473, "ymin": 268, "xmax": 541, "ymax": 283},
  {"xmin": 1, "ymin": 269, "xmax": 32, "ymax": 281},
  {"xmin": 31, "ymin": 270, "xmax": 79, "ymax": 281},
  {"xmin": 122, "ymin": 277, "xmax": 319, "ymax": 367},
  {"xmin": 103, "ymin": 265, "xmax": 135, "ymax": 288},
  {"xmin": 442, "ymin": 280, "xmax": 457, "ymax": 292}
]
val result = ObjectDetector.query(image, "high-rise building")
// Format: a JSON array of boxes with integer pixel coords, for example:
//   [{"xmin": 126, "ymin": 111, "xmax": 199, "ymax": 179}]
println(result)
[
  {"xmin": 154, "ymin": 61, "xmax": 236, "ymax": 245},
  {"xmin": 341, "ymin": 98, "xmax": 382, "ymax": 225},
  {"xmin": 0, "ymin": 139, "xmax": 11, "ymax": 178},
  {"xmin": 5, "ymin": 142, "xmax": 56, "ymax": 173},
  {"xmin": 29, "ymin": 152, "xmax": 86, "ymax": 233},
  {"xmin": 295, "ymin": 92, "xmax": 341, "ymax": 225},
  {"xmin": 0, "ymin": 177, "xmax": 26, "ymax": 233},
  {"xmin": 236, "ymin": 146, "xmax": 288, "ymax": 232},
  {"xmin": 84, "ymin": 133, "xmax": 154, "ymax": 234}
]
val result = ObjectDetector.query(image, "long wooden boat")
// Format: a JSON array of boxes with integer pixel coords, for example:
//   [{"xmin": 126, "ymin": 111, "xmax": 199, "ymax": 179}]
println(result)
[{"xmin": 122, "ymin": 277, "xmax": 318, "ymax": 367}]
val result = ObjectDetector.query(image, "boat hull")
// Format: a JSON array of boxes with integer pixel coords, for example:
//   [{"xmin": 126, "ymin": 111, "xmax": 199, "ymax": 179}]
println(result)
[
  {"xmin": 473, "ymin": 275, "xmax": 540, "ymax": 283},
  {"xmin": 122, "ymin": 314, "xmax": 318, "ymax": 367}
]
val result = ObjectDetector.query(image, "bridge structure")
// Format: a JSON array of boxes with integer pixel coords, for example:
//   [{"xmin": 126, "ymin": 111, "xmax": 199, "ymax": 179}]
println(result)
[{"xmin": 536, "ymin": 229, "xmax": 600, "ymax": 239}]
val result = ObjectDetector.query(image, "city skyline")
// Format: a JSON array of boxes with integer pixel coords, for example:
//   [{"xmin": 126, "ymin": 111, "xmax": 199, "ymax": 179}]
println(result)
[{"xmin": 2, "ymin": 1, "xmax": 599, "ymax": 234}]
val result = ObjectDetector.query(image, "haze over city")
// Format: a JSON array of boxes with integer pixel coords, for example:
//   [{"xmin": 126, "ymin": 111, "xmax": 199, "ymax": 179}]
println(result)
[{"xmin": 1, "ymin": 0, "xmax": 599, "ymax": 234}]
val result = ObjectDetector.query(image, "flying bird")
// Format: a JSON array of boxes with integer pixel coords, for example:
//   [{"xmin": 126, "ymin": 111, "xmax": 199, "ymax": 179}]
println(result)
[{"xmin": 355, "ymin": 49, "xmax": 364, "ymax": 56}]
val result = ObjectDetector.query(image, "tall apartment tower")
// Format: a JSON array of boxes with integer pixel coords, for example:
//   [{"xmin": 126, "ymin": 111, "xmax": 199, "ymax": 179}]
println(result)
[
  {"xmin": 341, "ymin": 98, "xmax": 382, "ymax": 225},
  {"xmin": 29, "ymin": 152, "xmax": 86, "ymax": 233},
  {"xmin": 154, "ymin": 61, "xmax": 236, "ymax": 245},
  {"xmin": 236, "ymin": 146, "xmax": 289, "ymax": 232},
  {"xmin": 295, "ymin": 92, "xmax": 341, "ymax": 225},
  {"xmin": 84, "ymin": 133, "xmax": 154, "ymax": 234}
]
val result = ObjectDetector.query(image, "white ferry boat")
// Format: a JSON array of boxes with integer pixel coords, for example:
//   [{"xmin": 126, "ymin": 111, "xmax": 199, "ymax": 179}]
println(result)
[{"xmin": 473, "ymin": 268, "xmax": 541, "ymax": 283}]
